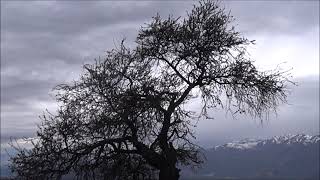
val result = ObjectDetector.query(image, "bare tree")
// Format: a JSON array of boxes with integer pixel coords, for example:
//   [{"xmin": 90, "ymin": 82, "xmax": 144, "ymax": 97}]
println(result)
[{"xmin": 10, "ymin": 1, "xmax": 292, "ymax": 179}]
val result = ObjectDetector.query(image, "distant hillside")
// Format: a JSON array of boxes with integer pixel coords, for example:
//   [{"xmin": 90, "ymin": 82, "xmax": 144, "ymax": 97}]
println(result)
[{"xmin": 181, "ymin": 134, "xmax": 319, "ymax": 179}]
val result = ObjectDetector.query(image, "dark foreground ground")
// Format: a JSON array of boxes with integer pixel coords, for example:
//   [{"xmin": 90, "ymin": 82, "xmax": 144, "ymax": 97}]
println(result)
[
  {"xmin": 1, "ymin": 177, "xmax": 318, "ymax": 180},
  {"xmin": 181, "ymin": 178, "xmax": 318, "ymax": 180}
]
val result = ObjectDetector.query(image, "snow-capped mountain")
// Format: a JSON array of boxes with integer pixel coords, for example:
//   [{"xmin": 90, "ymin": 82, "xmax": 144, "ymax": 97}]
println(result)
[
  {"xmin": 214, "ymin": 134, "xmax": 320, "ymax": 150},
  {"xmin": 181, "ymin": 134, "xmax": 319, "ymax": 179}
]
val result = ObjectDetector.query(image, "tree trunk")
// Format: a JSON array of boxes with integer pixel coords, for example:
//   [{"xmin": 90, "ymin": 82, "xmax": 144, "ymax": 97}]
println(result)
[
  {"xmin": 158, "ymin": 142, "xmax": 180, "ymax": 180},
  {"xmin": 159, "ymin": 166, "xmax": 180, "ymax": 180}
]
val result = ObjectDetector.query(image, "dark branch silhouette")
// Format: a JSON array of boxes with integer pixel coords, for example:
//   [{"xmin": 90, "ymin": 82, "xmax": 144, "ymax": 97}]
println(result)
[{"xmin": 10, "ymin": 0, "xmax": 292, "ymax": 179}]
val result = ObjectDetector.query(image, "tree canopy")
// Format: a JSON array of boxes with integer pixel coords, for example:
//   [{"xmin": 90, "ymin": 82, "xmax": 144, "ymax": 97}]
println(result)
[{"xmin": 10, "ymin": 1, "xmax": 291, "ymax": 180}]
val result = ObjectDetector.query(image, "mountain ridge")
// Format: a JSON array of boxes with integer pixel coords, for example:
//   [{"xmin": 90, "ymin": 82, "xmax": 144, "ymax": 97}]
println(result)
[
  {"xmin": 181, "ymin": 134, "xmax": 319, "ymax": 179},
  {"xmin": 212, "ymin": 134, "xmax": 320, "ymax": 151}
]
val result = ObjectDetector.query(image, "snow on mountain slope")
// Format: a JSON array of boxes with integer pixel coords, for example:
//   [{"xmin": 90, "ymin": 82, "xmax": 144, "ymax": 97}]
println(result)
[{"xmin": 214, "ymin": 134, "xmax": 320, "ymax": 150}]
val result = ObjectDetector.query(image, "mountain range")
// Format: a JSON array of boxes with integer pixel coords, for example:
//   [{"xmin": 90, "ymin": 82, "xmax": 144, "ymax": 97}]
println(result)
[{"xmin": 181, "ymin": 134, "xmax": 320, "ymax": 179}]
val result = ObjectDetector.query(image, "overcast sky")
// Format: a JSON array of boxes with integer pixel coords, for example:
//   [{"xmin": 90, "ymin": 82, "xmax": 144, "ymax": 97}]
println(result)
[{"xmin": 1, "ymin": 1, "xmax": 319, "ymax": 150}]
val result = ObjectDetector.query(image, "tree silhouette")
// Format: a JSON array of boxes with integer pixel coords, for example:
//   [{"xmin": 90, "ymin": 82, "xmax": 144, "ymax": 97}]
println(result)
[{"xmin": 10, "ymin": 1, "xmax": 292, "ymax": 179}]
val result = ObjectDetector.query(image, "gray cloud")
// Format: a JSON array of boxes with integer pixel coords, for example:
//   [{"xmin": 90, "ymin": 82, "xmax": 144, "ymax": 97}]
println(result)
[
  {"xmin": 1, "ymin": 1, "xmax": 319, "ymax": 147},
  {"xmin": 2, "ymin": 2, "xmax": 178, "ymax": 35},
  {"xmin": 225, "ymin": 1, "xmax": 319, "ymax": 36},
  {"xmin": 1, "ymin": 1, "xmax": 192, "ymax": 67}
]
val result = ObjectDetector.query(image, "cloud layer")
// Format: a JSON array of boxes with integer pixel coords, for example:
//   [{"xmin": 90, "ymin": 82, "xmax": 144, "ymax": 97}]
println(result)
[{"xmin": 1, "ymin": 1, "xmax": 319, "ymax": 147}]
